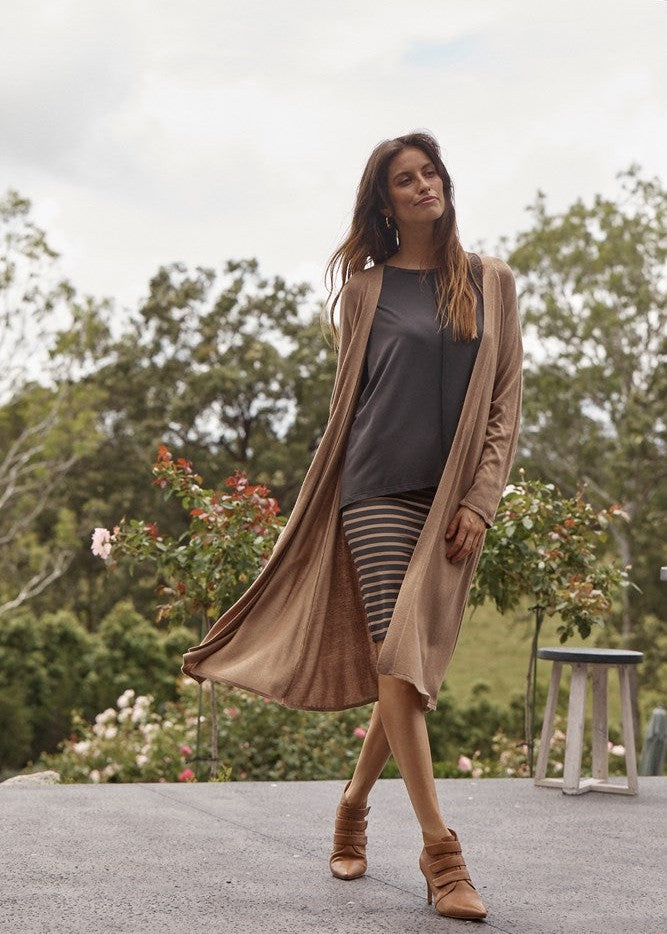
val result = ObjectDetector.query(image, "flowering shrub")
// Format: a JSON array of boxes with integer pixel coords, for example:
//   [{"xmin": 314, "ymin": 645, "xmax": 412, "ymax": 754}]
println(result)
[
  {"xmin": 35, "ymin": 675, "xmax": 374, "ymax": 783},
  {"xmin": 37, "ymin": 681, "xmax": 230, "ymax": 783},
  {"xmin": 33, "ymin": 672, "xmax": 632, "ymax": 784},
  {"xmin": 470, "ymin": 470, "xmax": 635, "ymax": 642},
  {"xmin": 91, "ymin": 445, "xmax": 286, "ymax": 628},
  {"xmin": 469, "ymin": 470, "xmax": 637, "ymax": 775}
]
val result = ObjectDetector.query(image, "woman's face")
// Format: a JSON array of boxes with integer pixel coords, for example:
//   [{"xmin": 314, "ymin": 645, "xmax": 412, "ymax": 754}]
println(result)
[{"xmin": 382, "ymin": 146, "xmax": 445, "ymax": 229}]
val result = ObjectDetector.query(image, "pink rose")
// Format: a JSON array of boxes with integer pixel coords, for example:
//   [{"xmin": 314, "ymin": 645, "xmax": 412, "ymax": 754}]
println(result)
[
  {"xmin": 91, "ymin": 527, "xmax": 112, "ymax": 559},
  {"xmin": 458, "ymin": 755, "xmax": 473, "ymax": 773}
]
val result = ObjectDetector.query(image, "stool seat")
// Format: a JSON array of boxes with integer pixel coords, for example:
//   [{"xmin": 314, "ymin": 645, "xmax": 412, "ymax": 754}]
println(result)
[
  {"xmin": 534, "ymin": 646, "xmax": 643, "ymax": 796},
  {"xmin": 537, "ymin": 647, "xmax": 643, "ymax": 665}
]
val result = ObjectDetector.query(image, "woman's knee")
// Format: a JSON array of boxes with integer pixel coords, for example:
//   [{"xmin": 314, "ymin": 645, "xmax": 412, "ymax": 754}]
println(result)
[{"xmin": 378, "ymin": 671, "xmax": 421, "ymax": 704}]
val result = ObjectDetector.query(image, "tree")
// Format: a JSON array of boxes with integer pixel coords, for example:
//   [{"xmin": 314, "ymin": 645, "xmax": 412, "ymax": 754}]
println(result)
[
  {"xmin": 505, "ymin": 164, "xmax": 666, "ymax": 641},
  {"xmin": 0, "ymin": 190, "xmax": 106, "ymax": 617},
  {"xmin": 41, "ymin": 256, "xmax": 333, "ymax": 628}
]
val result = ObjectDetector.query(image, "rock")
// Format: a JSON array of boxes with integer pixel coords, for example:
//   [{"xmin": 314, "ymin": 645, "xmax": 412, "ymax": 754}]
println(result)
[{"xmin": 1, "ymin": 770, "xmax": 61, "ymax": 785}]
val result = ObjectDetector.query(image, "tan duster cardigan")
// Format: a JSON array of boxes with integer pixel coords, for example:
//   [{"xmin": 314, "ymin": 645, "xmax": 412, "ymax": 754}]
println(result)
[{"xmin": 181, "ymin": 253, "xmax": 523, "ymax": 713}]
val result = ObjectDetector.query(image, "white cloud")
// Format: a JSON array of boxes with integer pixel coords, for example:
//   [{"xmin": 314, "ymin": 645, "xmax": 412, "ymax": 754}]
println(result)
[{"xmin": 0, "ymin": 0, "xmax": 663, "ymax": 313}]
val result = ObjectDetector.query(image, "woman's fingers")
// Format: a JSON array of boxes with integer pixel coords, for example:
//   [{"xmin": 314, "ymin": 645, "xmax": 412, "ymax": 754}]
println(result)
[{"xmin": 445, "ymin": 507, "xmax": 485, "ymax": 562}]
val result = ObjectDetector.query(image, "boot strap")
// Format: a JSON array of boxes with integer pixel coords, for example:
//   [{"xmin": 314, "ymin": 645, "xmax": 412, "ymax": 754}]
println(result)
[
  {"xmin": 432, "ymin": 867, "xmax": 472, "ymax": 889},
  {"xmin": 429, "ymin": 853, "xmax": 465, "ymax": 873}
]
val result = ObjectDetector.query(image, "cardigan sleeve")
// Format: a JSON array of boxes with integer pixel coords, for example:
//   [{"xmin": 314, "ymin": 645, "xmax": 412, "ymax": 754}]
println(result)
[{"xmin": 459, "ymin": 260, "xmax": 524, "ymax": 529}]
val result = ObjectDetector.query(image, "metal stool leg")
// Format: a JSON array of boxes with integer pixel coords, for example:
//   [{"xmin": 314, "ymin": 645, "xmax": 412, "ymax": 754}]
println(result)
[{"xmin": 563, "ymin": 663, "xmax": 588, "ymax": 795}]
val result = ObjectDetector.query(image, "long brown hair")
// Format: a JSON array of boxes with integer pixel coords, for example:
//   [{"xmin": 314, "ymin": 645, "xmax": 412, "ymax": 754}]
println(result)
[{"xmin": 322, "ymin": 130, "xmax": 479, "ymax": 352}]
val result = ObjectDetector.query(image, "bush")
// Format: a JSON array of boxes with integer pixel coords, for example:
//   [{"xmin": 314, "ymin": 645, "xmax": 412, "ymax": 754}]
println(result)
[
  {"xmin": 0, "ymin": 608, "xmax": 96, "ymax": 771},
  {"xmin": 0, "ymin": 600, "xmax": 192, "ymax": 775},
  {"xmin": 24, "ymin": 669, "xmax": 636, "ymax": 784},
  {"xmin": 35, "ymin": 675, "xmax": 375, "ymax": 783},
  {"xmin": 84, "ymin": 600, "xmax": 192, "ymax": 712}
]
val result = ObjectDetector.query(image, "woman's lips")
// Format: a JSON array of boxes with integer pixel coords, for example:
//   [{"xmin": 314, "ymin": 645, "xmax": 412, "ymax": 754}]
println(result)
[{"xmin": 417, "ymin": 197, "xmax": 438, "ymax": 205}]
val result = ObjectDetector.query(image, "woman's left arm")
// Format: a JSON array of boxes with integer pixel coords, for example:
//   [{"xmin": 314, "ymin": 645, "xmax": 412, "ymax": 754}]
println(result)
[{"xmin": 458, "ymin": 260, "xmax": 524, "ymax": 529}]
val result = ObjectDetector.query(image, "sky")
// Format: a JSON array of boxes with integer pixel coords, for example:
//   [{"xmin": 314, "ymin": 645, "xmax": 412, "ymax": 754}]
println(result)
[{"xmin": 1, "ymin": 0, "xmax": 665, "ymax": 318}]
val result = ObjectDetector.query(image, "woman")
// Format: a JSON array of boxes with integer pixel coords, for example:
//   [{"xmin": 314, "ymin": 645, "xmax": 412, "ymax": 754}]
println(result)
[
  {"xmin": 324, "ymin": 129, "xmax": 517, "ymax": 921},
  {"xmin": 182, "ymin": 130, "xmax": 523, "ymax": 922}
]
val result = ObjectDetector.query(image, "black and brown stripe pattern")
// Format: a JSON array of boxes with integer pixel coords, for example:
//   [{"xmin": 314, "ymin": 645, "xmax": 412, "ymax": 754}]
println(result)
[{"xmin": 341, "ymin": 486, "xmax": 438, "ymax": 643}]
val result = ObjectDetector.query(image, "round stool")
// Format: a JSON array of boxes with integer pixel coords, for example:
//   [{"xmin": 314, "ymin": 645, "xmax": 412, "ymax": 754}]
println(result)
[{"xmin": 533, "ymin": 647, "xmax": 644, "ymax": 795}]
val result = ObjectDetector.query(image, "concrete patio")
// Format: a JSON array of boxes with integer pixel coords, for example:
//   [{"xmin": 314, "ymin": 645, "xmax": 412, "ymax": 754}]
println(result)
[{"xmin": 2, "ymin": 776, "xmax": 665, "ymax": 934}]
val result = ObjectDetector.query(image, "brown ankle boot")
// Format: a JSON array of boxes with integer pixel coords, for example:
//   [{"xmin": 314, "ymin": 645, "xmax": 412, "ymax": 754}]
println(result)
[
  {"xmin": 419, "ymin": 827, "xmax": 487, "ymax": 919},
  {"xmin": 329, "ymin": 780, "xmax": 370, "ymax": 880}
]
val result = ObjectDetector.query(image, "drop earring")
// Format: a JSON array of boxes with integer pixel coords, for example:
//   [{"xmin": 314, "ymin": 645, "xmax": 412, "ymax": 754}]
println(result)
[{"xmin": 384, "ymin": 215, "xmax": 392, "ymax": 230}]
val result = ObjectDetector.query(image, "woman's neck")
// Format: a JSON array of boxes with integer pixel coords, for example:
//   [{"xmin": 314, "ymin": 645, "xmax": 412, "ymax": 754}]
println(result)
[
  {"xmin": 386, "ymin": 250, "xmax": 437, "ymax": 269},
  {"xmin": 387, "ymin": 229, "xmax": 437, "ymax": 269}
]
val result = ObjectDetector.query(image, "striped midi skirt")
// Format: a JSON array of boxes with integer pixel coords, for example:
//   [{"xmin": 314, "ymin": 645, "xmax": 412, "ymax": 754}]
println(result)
[{"xmin": 340, "ymin": 486, "xmax": 438, "ymax": 643}]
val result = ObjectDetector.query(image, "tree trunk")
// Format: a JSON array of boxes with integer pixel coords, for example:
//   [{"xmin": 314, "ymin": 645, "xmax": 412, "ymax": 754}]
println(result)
[{"xmin": 525, "ymin": 606, "xmax": 544, "ymax": 776}]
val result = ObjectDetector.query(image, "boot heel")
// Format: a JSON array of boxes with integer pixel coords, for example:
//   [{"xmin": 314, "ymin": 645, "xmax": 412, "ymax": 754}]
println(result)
[{"xmin": 426, "ymin": 880, "xmax": 432, "ymax": 904}]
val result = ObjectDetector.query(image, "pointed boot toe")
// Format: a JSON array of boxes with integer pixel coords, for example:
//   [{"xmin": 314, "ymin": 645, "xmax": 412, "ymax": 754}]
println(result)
[
  {"xmin": 329, "ymin": 855, "xmax": 367, "ymax": 880},
  {"xmin": 419, "ymin": 828, "xmax": 487, "ymax": 920},
  {"xmin": 328, "ymin": 780, "xmax": 370, "ymax": 881}
]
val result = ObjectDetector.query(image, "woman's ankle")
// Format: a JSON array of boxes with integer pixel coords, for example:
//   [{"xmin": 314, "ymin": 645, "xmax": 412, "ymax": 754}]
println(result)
[
  {"xmin": 343, "ymin": 781, "xmax": 368, "ymax": 807},
  {"xmin": 422, "ymin": 825, "xmax": 454, "ymax": 842}
]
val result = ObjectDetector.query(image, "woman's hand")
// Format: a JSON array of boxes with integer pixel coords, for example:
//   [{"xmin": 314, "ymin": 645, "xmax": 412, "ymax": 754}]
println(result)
[{"xmin": 444, "ymin": 505, "xmax": 486, "ymax": 563}]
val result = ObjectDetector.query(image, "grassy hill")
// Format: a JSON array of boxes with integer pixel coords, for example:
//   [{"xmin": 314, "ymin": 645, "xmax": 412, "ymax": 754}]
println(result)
[{"xmin": 445, "ymin": 596, "xmax": 630, "ymax": 738}]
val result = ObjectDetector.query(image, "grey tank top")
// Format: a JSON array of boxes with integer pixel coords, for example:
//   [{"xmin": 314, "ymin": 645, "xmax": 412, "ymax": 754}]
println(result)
[{"xmin": 339, "ymin": 262, "xmax": 484, "ymax": 510}]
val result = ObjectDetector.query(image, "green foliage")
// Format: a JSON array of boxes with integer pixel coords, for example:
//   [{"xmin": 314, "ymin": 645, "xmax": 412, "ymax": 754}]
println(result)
[
  {"xmin": 0, "ymin": 609, "xmax": 96, "ymax": 770},
  {"xmin": 38, "ymin": 686, "xmax": 204, "ymax": 784},
  {"xmin": 507, "ymin": 164, "xmax": 666, "ymax": 634},
  {"xmin": 199, "ymin": 681, "xmax": 371, "ymax": 781},
  {"xmin": 86, "ymin": 600, "xmax": 192, "ymax": 709},
  {"xmin": 471, "ymin": 471, "xmax": 636, "ymax": 642},
  {"xmin": 32, "ymin": 675, "xmax": 635, "ymax": 784},
  {"xmin": 91, "ymin": 445, "xmax": 286, "ymax": 628},
  {"xmin": 2, "ymin": 177, "xmax": 664, "ymax": 785},
  {"xmin": 0, "ymin": 602, "xmax": 191, "ymax": 774},
  {"xmin": 427, "ymin": 680, "xmax": 526, "ymax": 766},
  {"xmin": 36, "ymin": 676, "xmax": 369, "ymax": 783},
  {"xmin": 469, "ymin": 472, "xmax": 637, "ymax": 774},
  {"xmin": 592, "ymin": 612, "xmax": 667, "ymax": 715},
  {"xmin": 0, "ymin": 190, "xmax": 109, "ymax": 619}
]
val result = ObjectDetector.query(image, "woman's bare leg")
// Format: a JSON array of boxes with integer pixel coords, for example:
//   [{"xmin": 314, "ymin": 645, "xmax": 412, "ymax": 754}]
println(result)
[
  {"xmin": 376, "ymin": 668, "xmax": 452, "ymax": 840},
  {"xmin": 344, "ymin": 640, "xmax": 451, "ymax": 840},
  {"xmin": 343, "ymin": 641, "xmax": 392, "ymax": 806}
]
